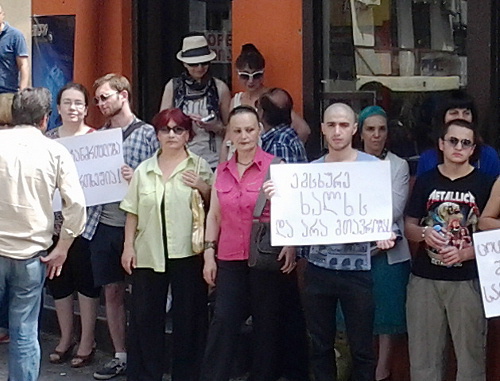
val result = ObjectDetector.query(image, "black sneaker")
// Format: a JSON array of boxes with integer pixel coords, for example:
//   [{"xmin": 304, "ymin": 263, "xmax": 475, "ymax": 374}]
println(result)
[{"xmin": 93, "ymin": 358, "xmax": 126, "ymax": 380}]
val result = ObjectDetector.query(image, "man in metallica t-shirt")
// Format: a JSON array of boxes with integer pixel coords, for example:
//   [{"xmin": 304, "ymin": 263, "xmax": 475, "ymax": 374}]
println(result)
[{"xmin": 405, "ymin": 119, "xmax": 496, "ymax": 381}]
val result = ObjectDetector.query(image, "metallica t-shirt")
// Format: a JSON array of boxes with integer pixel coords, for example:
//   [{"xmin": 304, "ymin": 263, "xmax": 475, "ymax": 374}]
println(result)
[{"xmin": 406, "ymin": 168, "xmax": 496, "ymax": 281}]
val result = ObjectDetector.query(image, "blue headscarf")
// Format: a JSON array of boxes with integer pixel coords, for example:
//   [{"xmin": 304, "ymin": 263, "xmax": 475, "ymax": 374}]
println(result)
[{"xmin": 358, "ymin": 105, "xmax": 387, "ymax": 130}]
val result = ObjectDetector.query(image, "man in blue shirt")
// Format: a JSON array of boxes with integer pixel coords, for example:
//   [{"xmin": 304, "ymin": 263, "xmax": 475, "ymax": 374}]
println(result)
[
  {"xmin": 302, "ymin": 103, "xmax": 395, "ymax": 381},
  {"xmin": 0, "ymin": 4, "xmax": 29, "ymax": 94},
  {"xmin": 259, "ymin": 87, "xmax": 308, "ymax": 164},
  {"xmin": 257, "ymin": 87, "xmax": 309, "ymax": 381}
]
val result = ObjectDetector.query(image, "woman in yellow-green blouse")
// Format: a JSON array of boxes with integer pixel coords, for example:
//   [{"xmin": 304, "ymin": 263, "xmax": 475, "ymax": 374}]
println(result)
[{"xmin": 120, "ymin": 108, "xmax": 213, "ymax": 381}]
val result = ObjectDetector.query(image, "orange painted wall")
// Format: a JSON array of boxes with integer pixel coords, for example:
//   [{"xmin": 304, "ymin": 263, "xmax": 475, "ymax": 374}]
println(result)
[
  {"xmin": 32, "ymin": 0, "xmax": 132, "ymax": 126},
  {"xmin": 232, "ymin": 0, "xmax": 304, "ymax": 114}
]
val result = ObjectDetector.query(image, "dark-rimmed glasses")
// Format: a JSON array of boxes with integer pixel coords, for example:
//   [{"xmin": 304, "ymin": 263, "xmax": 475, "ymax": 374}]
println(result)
[
  {"xmin": 238, "ymin": 70, "xmax": 264, "ymax": 81},
  {"xmin": 159, "ymin": 126, "xmax": 187, "ymax": 135},
  {"xmin": 94, "ymin": 91, "xmax": 118, "ymax": 105},
  {"xmin": 443, "ymin": 137, "xmax": 474, "ymax": 149}
]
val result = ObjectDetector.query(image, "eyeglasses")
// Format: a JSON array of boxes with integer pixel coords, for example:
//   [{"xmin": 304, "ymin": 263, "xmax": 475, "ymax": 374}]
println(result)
[
  {"xmin": 93, "ymin": 91, "xmax": 118, "ymax": 105},
  {"xmin": 61, "ymin": 100, "xmax": 86, "ymax": 109},
  {"xmin": 159, "ymin": 126, "xmax": 187, "ymax": 135},
  {"xmin": 238, "ymin": 70, "xmax": 264, "ymax": 81},
  {"xmin": 443, "ymin": 137, "xmax": 474, "ymax": 149},
  {"xmin": 187, "ymin": 62, "xmax": 210, "ymax": 67}
]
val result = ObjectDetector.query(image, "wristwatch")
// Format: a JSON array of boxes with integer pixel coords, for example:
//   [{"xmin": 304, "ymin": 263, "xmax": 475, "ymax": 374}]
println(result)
[{"xmin": 204, "ymin": 241, "xmax": 218, "ymax": 251}]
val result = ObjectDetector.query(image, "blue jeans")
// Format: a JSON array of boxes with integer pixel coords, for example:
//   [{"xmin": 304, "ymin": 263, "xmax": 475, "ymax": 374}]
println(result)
[
  {"xmin": 0, "ymin": 285, "xmax": 8, "ymax": 330},
  {"xmin": 0, "ymin": 254, "xmax": 46, "ymax": 381}
]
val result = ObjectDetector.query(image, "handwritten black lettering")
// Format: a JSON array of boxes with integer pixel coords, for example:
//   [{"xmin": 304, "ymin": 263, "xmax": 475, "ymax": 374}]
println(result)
[
  {"xmin": 343, "ymin": 192, "xmax": 354, "ymax": 216},
  {"xmin": 290, "ymin": 172, "xmax": 352, "ymax": 190},
  {"xmin": 483, "ymin": 283, "xmax": 500, "ymax": 304},
  {"xmin": 300, "ymin": 192, "xmax": 321, "ymax": 216},
  {"xmin": 70, "ymin": 142, "xmax": 122, "ymax": 163},
  {"xmin": 79, "ymin": 168, "xmax": 122, "ymax": 189},
  {"xmin": 276, "ymin": 220, "xmax": 294, "ymax": 238},
  {"xmin": 322, "ymin": 191, "xmax": 340, "ymax": 215}
]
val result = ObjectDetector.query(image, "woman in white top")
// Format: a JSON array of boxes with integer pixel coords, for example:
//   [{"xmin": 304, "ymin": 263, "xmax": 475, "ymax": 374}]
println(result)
[{"xmin": 221, "ymin": 44, "xmax": 311, "ymax": 162}]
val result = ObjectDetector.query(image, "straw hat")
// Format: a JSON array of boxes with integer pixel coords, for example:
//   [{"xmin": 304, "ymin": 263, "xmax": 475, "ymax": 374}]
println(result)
[{"xmin": 176, "ymin": 35, "xmax": 216, "ymax": 64}]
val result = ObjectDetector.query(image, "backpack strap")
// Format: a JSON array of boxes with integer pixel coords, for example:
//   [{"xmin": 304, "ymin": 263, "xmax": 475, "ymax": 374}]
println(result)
[{"xmin": 123, "ymin": 120, "xmax": 146, "ymax": 141}]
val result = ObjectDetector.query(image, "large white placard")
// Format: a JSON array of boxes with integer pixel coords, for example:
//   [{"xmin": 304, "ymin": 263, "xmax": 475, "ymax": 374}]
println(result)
[
  {"xmin": 473, "ymin": 229, "xmax": 500, "ymax": 318},
  {"xmin": 270, "ymin": 161, "xmax": 393, "ymax": 246},
  {"xmin": 53, "ymin": 128, "xmax": 128, "ymax": 210}
]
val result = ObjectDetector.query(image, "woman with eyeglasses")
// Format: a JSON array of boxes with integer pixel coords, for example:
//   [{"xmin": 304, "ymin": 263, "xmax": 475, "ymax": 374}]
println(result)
[
  {"xmin": 45, "ymin": 83, "xmax": 99, "ymax": 368},
  {"xmin": 358, "ymin": 105, "xmax": 411, "ymax": 381},
  {"xmin": 160, "ymin": 33, "xmax": 231, "ymax": 171},
  {"xmin": 230, "ymin": 43, "xmax": 310, "ymax": 142},
  {"xmin": 120, "ymin": 108, "xmax": 213, "ymax": 381}
]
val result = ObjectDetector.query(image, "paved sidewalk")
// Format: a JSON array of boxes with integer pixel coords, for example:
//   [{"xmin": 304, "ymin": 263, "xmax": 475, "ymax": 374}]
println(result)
[
  {"xmin": 0, "ymin": 332, "xmax": 250, "ymax": 381},
  {"xmin": 0, "ymin": 332, "xmax": 116, "ymax": 381}
]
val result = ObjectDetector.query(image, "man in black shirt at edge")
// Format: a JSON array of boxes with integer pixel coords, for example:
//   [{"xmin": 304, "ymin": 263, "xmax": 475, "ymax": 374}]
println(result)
[{"xmin": 405, "ymin": 119, "xmax": 496, "ymax": 381}]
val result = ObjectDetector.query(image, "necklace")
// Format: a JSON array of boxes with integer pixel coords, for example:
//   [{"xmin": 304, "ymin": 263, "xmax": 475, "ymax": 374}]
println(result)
[{"xmin": 237, "ymin": 159, "xmax": 253, "ymax": 166}]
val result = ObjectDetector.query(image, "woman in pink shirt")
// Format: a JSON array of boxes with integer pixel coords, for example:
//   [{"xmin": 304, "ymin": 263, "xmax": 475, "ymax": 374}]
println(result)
[{"xmin": 201, "ymin": 105, "xmax": 297, "ymax": 381}]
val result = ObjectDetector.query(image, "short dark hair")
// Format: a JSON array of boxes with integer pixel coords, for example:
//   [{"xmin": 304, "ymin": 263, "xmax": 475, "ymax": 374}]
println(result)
[
  {"xmin": 258, "ymin": 88, "xmax": 293, "ymax": 127},
  {"xmin": 228, "ymin": 105, "xmax": 260, "ymax": 124},
  {"xmin": 436, "ymin": 90, "xmax": 477, "ymax": 124},
  {"xmin": 438, "ymin": 119, "xmax": 481, "ymax": 163},
  {"xmin": 235, "ymin": 44, "xmax": 265, "ymax": 71},
  {"xmin": 12, "ymin": 87, "xmax": 52, "ymax": 126},
  {"xmin": 56, "ymin": 82, "xmax": 90, "ymax": 106},
  {"xmin": 152, "ymin": 108, "xmax": 194, "ymax": 141}
]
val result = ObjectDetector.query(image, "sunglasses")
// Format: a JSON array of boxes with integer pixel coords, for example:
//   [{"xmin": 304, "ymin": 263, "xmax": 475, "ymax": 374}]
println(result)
[
  {"xmin": 187, "ymin": 62, "xmax": 210, "ymax": 67},
  {"xmin": 94, "ymin": 91, "xmax": 118, "ymax": 105},
  {"xmin": 159, "ymin": 126, "xmax": 187, "ymax": 135},
  {"xmin": 443, "ymin": 136, "xmax": 474, "ymax": 149},
  {"xmin": 238, "ymin": 70, "xmax": 264, "ymax": 81}
]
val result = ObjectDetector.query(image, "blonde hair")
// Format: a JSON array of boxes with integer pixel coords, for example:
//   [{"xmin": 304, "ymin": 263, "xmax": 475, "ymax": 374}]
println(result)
[
  {"xmin": 0, "ymin": 93, "xmax": 14, "ymax": 128},
  {"xmin": 93, "ymin": 73, "xmax": 132, "ymax": 98}
]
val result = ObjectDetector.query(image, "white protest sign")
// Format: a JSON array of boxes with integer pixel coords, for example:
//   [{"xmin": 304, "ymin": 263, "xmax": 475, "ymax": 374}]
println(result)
[
  {"xmin": 270, "ymin": 160, "xmax": 392, "ymax": 246},
  {"xmin": 53, "ymin": 128, "xmax": 128, "ymax": 211},
  {"xmin": 473, "ymin": 229, "xmax": 500, "ymax": 318}
]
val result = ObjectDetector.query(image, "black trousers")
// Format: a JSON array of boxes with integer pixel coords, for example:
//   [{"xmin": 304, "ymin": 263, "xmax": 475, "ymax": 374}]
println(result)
[
  {"xmin": 127, "ymin": 256, "xmax": 207, "ymax": 381},
  {"xmin": 200, "ymin": 260, "xmax": 309, "ymax": 381},
  {"xmin": 303, "ymin": 263, "xmax": 376, "ymax": 381}
]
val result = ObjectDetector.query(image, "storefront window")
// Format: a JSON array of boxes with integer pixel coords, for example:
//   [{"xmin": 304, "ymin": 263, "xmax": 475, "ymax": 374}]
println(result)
[
  {"xmin": 320, "ymin": 0, "xmax": 468, "ymax": 161},
  {"xmin": 189, "ymin": 0, "xmax": 232, "ymax": 87}
]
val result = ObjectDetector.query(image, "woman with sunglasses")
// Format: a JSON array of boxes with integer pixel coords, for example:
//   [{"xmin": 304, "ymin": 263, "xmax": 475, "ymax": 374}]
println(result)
[
  {"xmin": 120, "ymin": 108, "xmax": 213, "ymax": 381},
  {"xmin": 405, "ymin": 119, "xmax": 496, "ymax": 380},
  {"xmin": 357, "ymin": 105, "xmax": 411, "ymax": 381},
  {"xmin": 160, "ymin": 33, "xmax": 231, "ymax": 171},
  {"xmin": 230, "ymin": 44, "xmax": 310, "ymax": 142},
  {"xmin": 45, "ymin": 83, "xmax": 99, "ymax": 368}
]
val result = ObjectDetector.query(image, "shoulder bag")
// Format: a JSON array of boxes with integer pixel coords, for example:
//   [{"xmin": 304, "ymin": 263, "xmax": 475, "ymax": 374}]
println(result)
[
  {"xmin": 248, "ymin": 157, "xmax": 283, "ymax": 271},
  {"xmin": 191, "ymin": 157, "xmax": 206, "ymax": 254}
]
